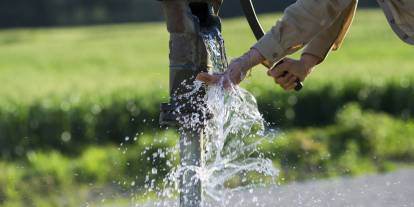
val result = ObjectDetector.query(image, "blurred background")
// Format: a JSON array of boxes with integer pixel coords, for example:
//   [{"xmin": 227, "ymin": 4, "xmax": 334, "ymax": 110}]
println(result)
[{"xmin": 1, "ymin": 0, "xmax": 414, "ymax": 206}]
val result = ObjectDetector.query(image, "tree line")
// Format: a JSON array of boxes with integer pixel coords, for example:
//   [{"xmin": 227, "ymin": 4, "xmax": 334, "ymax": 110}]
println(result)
[{"xmin": 0, "ymin": 0, "xmax": 378, "ymax": 28}]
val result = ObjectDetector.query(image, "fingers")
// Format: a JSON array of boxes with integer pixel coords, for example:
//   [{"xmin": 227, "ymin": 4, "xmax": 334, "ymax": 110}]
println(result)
[
  {"xmin": 267, "ymin": 59, "xmax": 293, "ymax": 78},
  {"xmin": 267, "ymin": 66, "xmax": 285, "ymax": 78},
  {"xmin": 285, "ymin": 75, "xmax": 299, "ymax": 91},
  {"xmin": 196, "ymin": 72, "xmax": 234, "ymax": 91},
  {"xmin": 274, "ymin": 73, "xmax": 289, "ymax": 86},
  {"xmin": 266, "ymin": 58, "xmax": 304, "ymax": 91},
  {"xmin": 273, "ymin": 73, "xmax": 298, "ymax": 91},
  {"xmin": 196, "ymin": 72, "xmax": 220, "ymax": 85}
]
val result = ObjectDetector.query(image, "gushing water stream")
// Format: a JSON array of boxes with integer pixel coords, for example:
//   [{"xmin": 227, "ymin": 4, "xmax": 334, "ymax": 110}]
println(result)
[
  {"xmin": 200, "ymin": 28, "xmax": 278, "ymax": 206},
  {"xmin": 151, "ymin": 28, "xmax": 278, "ymax": 206}
]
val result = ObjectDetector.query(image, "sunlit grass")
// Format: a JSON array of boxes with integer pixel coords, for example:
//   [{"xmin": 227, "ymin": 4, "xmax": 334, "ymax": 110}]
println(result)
[{"xmin": 0, "ymin": 9, "xmax": 412, "ymax": 106}]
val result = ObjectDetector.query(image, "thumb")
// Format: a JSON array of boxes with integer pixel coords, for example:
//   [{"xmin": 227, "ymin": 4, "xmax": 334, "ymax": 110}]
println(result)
[{"xmin": 196, "ymin": 72, "xmax": 220, "ymax": 85}]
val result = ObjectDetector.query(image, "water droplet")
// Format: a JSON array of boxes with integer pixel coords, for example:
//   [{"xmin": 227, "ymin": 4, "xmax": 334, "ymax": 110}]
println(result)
[{"xmin": 61, "ymin": 131, "xmax": 71, "ymax": 142}]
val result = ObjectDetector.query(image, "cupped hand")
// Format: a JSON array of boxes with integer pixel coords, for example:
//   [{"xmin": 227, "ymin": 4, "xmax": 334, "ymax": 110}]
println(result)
[
  {"xmin": 196, "ymin": 59, "xmax": 247, "ymax": 89},
  {"xmin": 196, "ymin": 48, "xmax": 265, "ymax": 89}
]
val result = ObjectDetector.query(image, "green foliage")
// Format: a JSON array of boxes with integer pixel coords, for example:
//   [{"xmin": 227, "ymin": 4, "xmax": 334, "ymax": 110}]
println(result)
[
  {"xmin": 0, "ymin": 130, "xmax": 179, "ymax": 206},
  {"xmin": 1, "ymin": 106, "xmax": 414, "ymax": 205},
  {"xmin": 0, "ymin": 162, "xmax": 24, "ymax": 204},
  {"xmin": 0, "ymin": 158, "xmax": 76, "ymax": 207},
  {"xmin": 255, "ymin": 79, "xmax": 414, "ymax": 128},
  {"xmin": 262, "ymin": 103, "xmax": 414, "ymax": 183},
  {"xmin": 1, "ymin": 10, "xmax": 414, "ymax": 159},
  {"xmin": 0, "ymin": 92, "xmax": 163, "ymax": 159},
  {"xmin": 26, "ymin": 151, "xmax": 73, "ymax": 188},
  {"xmin": 122, "ymin": 131, "xmax": 179, "ymax": 186},
  {"xmin": 3, "ymin": 104, "xmax": 413, "ymax": 205},
  {"xmin": 334, "ymin": 103, "xmax": 414, "ymax": 161},
  {"xmin": 75, "ymin": 146, "xmax": 125, "ymax": 184}
]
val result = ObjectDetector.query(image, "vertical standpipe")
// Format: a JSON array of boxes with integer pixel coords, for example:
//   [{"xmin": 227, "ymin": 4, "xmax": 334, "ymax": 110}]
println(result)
[{"xmin": 159, "ymin": 0, "xmax": 222, "ymax": 206}]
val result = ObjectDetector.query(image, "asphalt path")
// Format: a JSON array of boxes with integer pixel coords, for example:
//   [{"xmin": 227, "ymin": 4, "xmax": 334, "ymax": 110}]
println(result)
[{"xmin": 138, "ymin": 169, "xmax": 414, "ymax": 207}]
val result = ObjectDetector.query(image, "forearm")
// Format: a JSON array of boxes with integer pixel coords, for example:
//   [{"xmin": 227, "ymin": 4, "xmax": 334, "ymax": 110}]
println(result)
[
  {"xmin": 231, "ymin": 47, "xmax": 320, "ymax": 75},
  {"xmin": 253, "ymin": 0, "xmax": 356, "ymax": 67},
  {"xmin": 301, "ymin": 53, "xmax": 321, "ymax": 69},
  {"xmin": 231, "ymin": 48, "xmax": 265, "ymax": 73}
]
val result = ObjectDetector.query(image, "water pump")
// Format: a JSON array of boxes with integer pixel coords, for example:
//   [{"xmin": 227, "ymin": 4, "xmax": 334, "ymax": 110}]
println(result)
[
  {"xmin": 158, "ymin": 1, "xmax": 222, "ymax": 206},
  {"xmin": 158, "ymin": 1, "xmax": 301, "ymax": 206}
]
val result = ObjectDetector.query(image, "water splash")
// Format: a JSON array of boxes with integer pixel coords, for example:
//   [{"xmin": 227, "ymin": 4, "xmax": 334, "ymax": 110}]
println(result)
[
  {"xmin": 202, "ymin": 29, "xmax": 278, "ymax": 205},
  {"xmin": 148, "ymin": 28, "xmax": 279, "ymax": 206},
  {"xmin": 201, "ymin": 84, "xmax": 279, "ymax": 207}
]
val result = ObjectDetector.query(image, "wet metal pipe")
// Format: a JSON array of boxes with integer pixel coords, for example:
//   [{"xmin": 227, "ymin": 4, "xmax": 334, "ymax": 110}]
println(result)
[{"xmin": 159, "ymin": 0, "xmax": 222, "ymax": 206}]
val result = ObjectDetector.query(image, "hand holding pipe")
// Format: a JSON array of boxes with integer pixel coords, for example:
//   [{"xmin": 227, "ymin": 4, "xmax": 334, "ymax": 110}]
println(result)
[{"xmin": 240, "ymin": 0, "xmax": 303, "ymax": 91}]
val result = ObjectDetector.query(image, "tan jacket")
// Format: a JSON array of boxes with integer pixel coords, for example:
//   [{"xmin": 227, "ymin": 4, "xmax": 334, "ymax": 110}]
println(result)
[{"xmin": 253, "ymin": 0, "xmax": 414, "ymax": 67}]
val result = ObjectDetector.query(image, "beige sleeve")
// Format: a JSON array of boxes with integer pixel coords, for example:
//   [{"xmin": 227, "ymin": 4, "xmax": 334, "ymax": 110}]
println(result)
[
  {"xmin": 253, "ymin": 0, "xmax": 356, "ymax": 68},
  {"xmin": 303, "ymin": 2, "xmax": 357, "ymax": 63}
]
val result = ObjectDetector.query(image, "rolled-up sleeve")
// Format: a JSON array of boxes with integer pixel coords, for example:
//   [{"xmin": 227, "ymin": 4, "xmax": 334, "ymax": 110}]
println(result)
[
  {"xmin": 303, "ymin": 2, "xmax": 357, "ymax": 63},
  {"xmin": 253, "ymin": 0, "xmax": 357, "ymax": 67}
]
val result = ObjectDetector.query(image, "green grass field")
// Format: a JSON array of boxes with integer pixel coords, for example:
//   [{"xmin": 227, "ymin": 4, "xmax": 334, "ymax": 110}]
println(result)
[
  {"xmin": 0, "ymin": 9, "xmax": 412, "ymax": 106},
  {"xmin": 2, "ymin": 9, "xmax": 413, "ymax": 156}
]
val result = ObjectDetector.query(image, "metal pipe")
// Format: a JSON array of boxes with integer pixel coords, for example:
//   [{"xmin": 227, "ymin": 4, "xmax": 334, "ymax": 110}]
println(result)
[
  {"xmin": 159, "ymin": 0, "xmax": 222, "ymax": 206},
  {"xmin": 179, "ymin": 129, "xmax": 203, "ymax": 206}
]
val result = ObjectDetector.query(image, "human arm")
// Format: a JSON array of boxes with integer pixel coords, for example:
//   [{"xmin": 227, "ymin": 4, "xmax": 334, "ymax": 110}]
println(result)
[
  {"xmin": 196, "ymin": 48, "xmax": 264, "ymax": 88},
  {"xmin": 269, "ymin": 2, "xmax": 357, "ymax": 90},
  {"xmin": 197, "ymin": 0, "xmax": 358, "ymax": 88}
]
